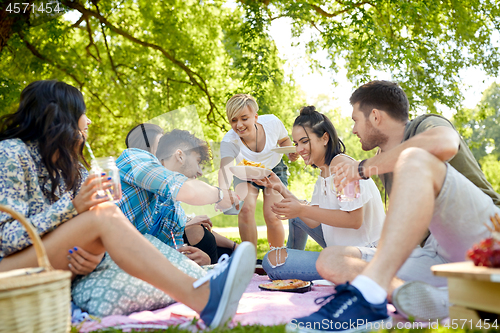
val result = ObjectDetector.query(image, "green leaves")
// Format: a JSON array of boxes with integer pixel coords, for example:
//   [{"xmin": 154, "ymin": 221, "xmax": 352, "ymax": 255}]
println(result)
[
  {"xmin": 245, "ymin": 0, "xmax": 500, "ymax": 114},
  {"xmin": 0, "ymin": 0, "xmax": 299, "ymax": 159},
  {"xmin": 452, "ymin": 82, "xmax": 500, "ymax": 192}
]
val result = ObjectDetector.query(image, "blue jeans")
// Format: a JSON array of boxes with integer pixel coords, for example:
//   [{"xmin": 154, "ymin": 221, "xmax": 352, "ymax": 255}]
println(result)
[
  {"xmin": 263, "ymin": 248, "xmax": 322, "ymax": 281},
  {"xmin": 286, "ymin": 217, "xmax": 326, "ymax": 250},
  {"xmin": 262, "ymin": 218, "xmax": 327, "ymax": 281}
]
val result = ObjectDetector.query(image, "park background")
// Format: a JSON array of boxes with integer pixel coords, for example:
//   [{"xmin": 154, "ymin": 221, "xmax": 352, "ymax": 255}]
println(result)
[{"xmin": 1, "ymin": 0, "xmax": 500, "ymax": 256}]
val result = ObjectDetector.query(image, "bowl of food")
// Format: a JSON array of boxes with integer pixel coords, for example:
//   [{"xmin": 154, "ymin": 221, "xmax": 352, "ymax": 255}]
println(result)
[{"xmin": 230, "ymin": 159, "xmax": 272, "ymax": 181}]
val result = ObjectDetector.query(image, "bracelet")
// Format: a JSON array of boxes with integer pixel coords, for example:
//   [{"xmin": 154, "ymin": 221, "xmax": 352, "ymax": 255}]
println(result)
[
  {"xmin": 358, "ymin": 159, "xmax": 369, "ymax": 180},
  {"xmin": 232, "ymin": 242, "xmax": 237, "ymax": 251}
]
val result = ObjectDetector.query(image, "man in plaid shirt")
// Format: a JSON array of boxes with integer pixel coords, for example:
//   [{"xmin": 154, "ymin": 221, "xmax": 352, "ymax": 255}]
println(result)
[{"xmin": 116, "ymin": 129, "xmax": 240, "ymax": 265}]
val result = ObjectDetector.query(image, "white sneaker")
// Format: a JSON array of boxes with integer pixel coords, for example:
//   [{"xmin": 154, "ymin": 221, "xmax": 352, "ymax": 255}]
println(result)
[{"xmin": 392, "ymin": 281, "xmax": 449, "ymax": 321}]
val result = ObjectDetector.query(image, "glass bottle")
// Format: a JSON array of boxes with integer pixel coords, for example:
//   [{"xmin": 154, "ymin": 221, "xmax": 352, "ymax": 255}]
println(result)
[
  {"xmin": 90, "ymin": 157, "xmax": 122, "ymax": 202},
  {"xmin": 331, "ymin": 176, "xmax": 361, "ymax": 202}
]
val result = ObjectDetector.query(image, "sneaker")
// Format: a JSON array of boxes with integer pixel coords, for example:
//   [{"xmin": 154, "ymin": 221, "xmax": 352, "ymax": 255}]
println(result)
[
  {"xmin": 197, "ymin": 241, "xmax": 256, "ymax": 328},
  {"xmin": 392, "ymin": 281, "xmax": 449, "ymax": 321},
  {"xmin": 286, "ymin": 282, "xmax": 391, "ymax": 333}
]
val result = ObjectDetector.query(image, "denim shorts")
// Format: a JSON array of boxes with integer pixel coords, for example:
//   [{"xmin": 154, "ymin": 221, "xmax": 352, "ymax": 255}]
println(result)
[{"xmin": 233, "ymin": 159, "xmax": 288, "ymax": 190}]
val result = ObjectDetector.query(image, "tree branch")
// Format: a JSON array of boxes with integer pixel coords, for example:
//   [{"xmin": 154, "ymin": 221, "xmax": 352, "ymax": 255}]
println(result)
[
  {"xmin": 310, "ymin": 1, "xmax": 374, "ymax": 18},
  {"xmin": 310, "ymin": 20, "xmax": 323, "ymax": 33},
  {"xmin": 86, "ymin": 89, "xmax": 121, "ymax": 118},
  {"xmin": 18, "ymin": 31, "xmax": 121, "ymax": 118},
  {"xmin": 71, "ymin": 14, "xmax": 85, "ymax": 28},
  {"xmin": 19, "ymin": 31, "xmax": 84, "ymax": 88},
  {"xmin": 0, "ymin": 0, "xmax": 31, "ymax": 53},
  {"xmin": 84, "ymin": 16, "xmax": 101, "ymax": 62},
  {"xmin": 92, "ymin": 1, "xmax": 123, "ymax": 84},
  {"xmin": 168, "ymin": 78, "xmax": 193, "ymax": 85},
  {"xmin": 61, "ymin": 0, "xmax": 223, "ymax": 125}
]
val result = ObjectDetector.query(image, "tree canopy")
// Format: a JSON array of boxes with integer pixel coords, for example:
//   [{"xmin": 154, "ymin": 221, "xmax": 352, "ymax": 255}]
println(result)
[
  {"xmin": 454, "ymin": 82, "xmax": 500, "ymax": 161},
  {"xmin": 1, "ymin": 0, "xmax": 499, "ymax": 193},
  {"xmin": 0, "ymin": 0, "xmax": 302, "ymax": 159},
  {"xmin": 241, "ymin": 0, "xmax": 500, "ymax": 113},
  {"xmin": 453, "ymin": 82, "xmax": 500, "ymax": 192}
]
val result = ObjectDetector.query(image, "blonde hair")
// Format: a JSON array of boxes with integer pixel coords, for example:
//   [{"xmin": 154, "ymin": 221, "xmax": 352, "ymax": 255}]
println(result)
[{"xmin": 225, "ymin": 94, "xmax": 259, "ymax": 121}]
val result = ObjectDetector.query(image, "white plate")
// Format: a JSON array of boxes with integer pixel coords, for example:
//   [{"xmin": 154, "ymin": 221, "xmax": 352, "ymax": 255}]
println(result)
[
  {"xmin": 311, "ymin": 279, "xmax": 335, "ymax": 286},
  {"xmin": 271, "ymin": 146, "xmax": 297, "ymax": 154},
  {"xmin": 230, "ymin": 166, "xmax": 272, "ymax": 181}
]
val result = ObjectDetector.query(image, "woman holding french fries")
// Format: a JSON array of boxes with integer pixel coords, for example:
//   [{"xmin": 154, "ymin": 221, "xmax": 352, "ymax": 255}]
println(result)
[
  {"xmin": 253, "ymin": 106, "xmax": 385, "ymax": 281},
  {"xmin": 218, "ymin": 94, "xmax": 299, "ymax": 248}
]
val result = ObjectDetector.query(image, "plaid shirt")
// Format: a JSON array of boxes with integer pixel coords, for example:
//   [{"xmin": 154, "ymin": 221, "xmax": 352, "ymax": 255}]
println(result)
[{"xmin": 116, "ymin": 149, "xmax": 188, "ymax": 248}]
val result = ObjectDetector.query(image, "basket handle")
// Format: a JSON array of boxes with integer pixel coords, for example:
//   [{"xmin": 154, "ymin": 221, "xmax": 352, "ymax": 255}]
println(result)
[{"xmin": 0, "ymin": 205, "xmax": 53, "ymax": 271}]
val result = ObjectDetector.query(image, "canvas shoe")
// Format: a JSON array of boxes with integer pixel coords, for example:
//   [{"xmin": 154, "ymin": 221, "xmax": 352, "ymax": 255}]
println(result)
[
  {"xmin": 286, "ymin": 282, "xmax": 391, "ymax": 333},
  {"xmin": 197, "ymin": 241, "xmax": 256, "ymax": 328},
  {"xmin": 392, "ymin": 281, "xmax": 449, "ymax": 321}
]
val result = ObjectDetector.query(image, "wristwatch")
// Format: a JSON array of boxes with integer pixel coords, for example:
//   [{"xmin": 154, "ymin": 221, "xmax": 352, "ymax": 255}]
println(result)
[
  {"xmin": 358, "ymin": 159, "xmax": 370, "ymax": 180},
  {"xmin": 215, "ymin": 186, "xmax": 224, "ymax": 204}
]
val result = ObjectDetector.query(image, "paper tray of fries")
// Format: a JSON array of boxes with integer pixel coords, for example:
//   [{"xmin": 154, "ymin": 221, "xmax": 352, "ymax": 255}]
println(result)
[{"xmin": 230, "ymin": 159, "xmax": 272, "ymax": 181}]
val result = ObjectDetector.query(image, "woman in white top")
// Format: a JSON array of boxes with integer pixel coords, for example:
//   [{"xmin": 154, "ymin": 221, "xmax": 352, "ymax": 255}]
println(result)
[
  {"xmin": 218, "ymin": 94, "xmax": 299, "ymax": 248},
  {"xmin": 254, "ymin": 106, "xmax": 385, "ymax": 281}
]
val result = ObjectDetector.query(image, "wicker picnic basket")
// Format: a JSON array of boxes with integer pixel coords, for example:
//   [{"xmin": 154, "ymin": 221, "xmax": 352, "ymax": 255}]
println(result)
[{"xmin": 0, "ymin": 205, "xmax": 71, "ymax": 333}]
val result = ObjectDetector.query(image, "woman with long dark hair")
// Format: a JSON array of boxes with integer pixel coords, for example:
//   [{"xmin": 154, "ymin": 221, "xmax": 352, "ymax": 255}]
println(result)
[
  {"xmin": 254, "ymin": 106, "xmax": 385, "ymax": 281},
  {"xmin": 0, "ymin": 80, "xmax": 255, "ymax": 328}
]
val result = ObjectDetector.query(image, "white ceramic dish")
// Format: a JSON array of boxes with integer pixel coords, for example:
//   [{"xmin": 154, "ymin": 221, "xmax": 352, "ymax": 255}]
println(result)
[
  {"xmin": 270, "ymin": 146, "xmax": 297, "ymax": 154},
  {"xmin": 229, "ymin": 166, "xmax": 272, "ymax": 181},
  {"xmin": 311, "ymin": 279, "xmax": 335, "ymax": 286}
]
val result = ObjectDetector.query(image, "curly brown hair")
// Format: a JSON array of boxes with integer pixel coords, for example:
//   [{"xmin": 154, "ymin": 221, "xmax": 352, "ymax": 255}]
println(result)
[{"xmin": 0, "ymin": 80, "xmax": 87, "ymax": 200}]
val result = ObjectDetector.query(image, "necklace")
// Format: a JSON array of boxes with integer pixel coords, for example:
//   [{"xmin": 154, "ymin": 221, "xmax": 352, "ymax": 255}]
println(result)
[{"xmin": 241, "ymin": 124, "xmax": 258, "ymax": 152}]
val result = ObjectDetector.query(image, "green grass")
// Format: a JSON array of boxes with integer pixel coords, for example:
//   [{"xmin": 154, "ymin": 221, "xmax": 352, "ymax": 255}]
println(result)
[
  {"xmin": 224, "ymin": 236, "xmax": 322, "ymax": 259},
  {"xmin": 72, "ymin": 324, "xmax": 288, "ymax": 333},
  {"xmin": 73, "ymin": 323, "xmax": 487, "ymax": 333}
]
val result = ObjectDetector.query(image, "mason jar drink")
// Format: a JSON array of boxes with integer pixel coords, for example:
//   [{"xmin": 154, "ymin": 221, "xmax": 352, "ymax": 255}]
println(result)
[
  {"xmin": 332, "ymin": 176, "xmax": 361, "ymax": 202},
  {"xmin": 338, "ymin": 180, "xmax": 361, "ymax": 202},
  {"xmin": 90, "ymin": 157, "xmax": 122, "ymax": 202}
]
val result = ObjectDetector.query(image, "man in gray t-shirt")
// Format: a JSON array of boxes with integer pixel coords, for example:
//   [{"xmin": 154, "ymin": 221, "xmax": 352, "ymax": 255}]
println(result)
[
  {"xmin": 381, "ymin": 113, "xmax": 500, "ymax": 207},
  {"xmin": 287, "ymin": 81, "xmax": 500, "ymax": 332}
]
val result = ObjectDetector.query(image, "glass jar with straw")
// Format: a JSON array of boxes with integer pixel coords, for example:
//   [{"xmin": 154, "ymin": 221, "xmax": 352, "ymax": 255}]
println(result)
[{"xmin": 86, "ymin": 142, "xmax": 122, "ymax": 202}]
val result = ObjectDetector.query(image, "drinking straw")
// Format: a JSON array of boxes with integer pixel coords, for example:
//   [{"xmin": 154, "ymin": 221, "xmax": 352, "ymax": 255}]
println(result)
[
  {"xmin": 105, "ymin": 189, "xmax": 114, "ymax": 201},
  {"xmin": 86, "ymin": 141, "xmax": 113, "ymax": 201},
  {"xmin": 85, "ymin": 141, "xmax": 96, "ymax": 161},
  {"xmin": 170, "ymin": 230, "xmax": 179, "ymax": 249}
]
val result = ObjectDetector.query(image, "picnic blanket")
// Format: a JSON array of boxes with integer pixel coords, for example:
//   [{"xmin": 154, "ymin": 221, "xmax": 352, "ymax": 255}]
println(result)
[{"xmin": 77, "ymin": 275, "xmax": 405, "ymax": 332}]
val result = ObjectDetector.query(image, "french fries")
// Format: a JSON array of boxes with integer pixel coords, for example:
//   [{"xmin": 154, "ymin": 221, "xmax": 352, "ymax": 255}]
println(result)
[{"xmin": 237, "ymin": 158, "xmax": 266, "ymax": 169}]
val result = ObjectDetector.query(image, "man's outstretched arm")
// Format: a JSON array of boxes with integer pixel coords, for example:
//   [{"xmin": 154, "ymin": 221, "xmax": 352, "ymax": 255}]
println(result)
[{"xmin": 334, "ymin": 126, "xmax": 459, "ymax": 189}]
